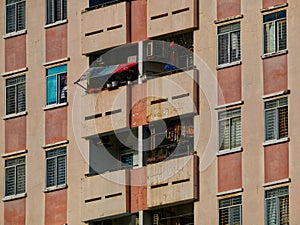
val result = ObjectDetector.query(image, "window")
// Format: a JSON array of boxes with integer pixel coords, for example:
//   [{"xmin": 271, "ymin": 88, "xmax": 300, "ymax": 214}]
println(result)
[
  {"xmin": 89, "ymin": 0, "xmax": 124, "ymax": 8},
  {"xmin": 46, "ymin": 147, "xmax": 67, "ymax": 188},
  {"xmin": 218, "ymin": 22, "xmax": 241, "ymax": 65},
  {"xmin": 6, "ymin": 75, "xmax": 26, "ymax": 115},
  {"xmin": 264, "ymin": 97, "xmax": 288, "ymax": 141},
  {"xmin": 265, "ymin": 186, "xmax": 289, "ymax": 225},
  {"xmin": 46, "ymin": 65, "xmax": 67, "ymax": 105},
  {"xmin": 6, "ymin": 0, "xmax": 26, "ymax": 33},
  {"xmin": 218, "ymin": 108, "xmax": 241, "ymax": 151},
  {"xmin": 219, "ymin": 196, "xmax": 242, "ymax": 225},
  {"xmin": 46, "ymin": 0, "xmax": 67, "ymax": 24},
  {"xmin": 263, "ymin": 10, "xmax": 287, "ymax": 54},
  {"xmin": 5, "ymin": 156, "xmax": 26, "ymax": 196}
]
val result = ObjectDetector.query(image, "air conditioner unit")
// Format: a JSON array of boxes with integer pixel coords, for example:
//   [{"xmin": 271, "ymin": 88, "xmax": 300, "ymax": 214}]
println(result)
[{"xmin": 146, "ymin": 41, "xmax": 166, "ymax": 58}]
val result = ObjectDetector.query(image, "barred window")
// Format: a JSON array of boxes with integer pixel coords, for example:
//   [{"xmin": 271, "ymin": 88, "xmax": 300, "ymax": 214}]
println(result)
[
  {"xmin": 218, "ymin": 108, "xmax": 241, "ymax": 151},
  {"xmin": 6, "ymin": 0, "xmax": 26, "ymax": 33},
  {"xmin": 219, "ymin": 196, "xmax": 242, "ymax": 225},
  {"xmin": 6, "ymin": 75, "xmax": 26, "ymax": 115},
  {"xmin": 46, "ymin": 0, "xmax": 67, "ymax": 24},
  {"xmin": 218, "ymin": 22, "xmax": 241, "ymax": 65},
  {"xmin": 264, "ymin": 97, "xmax": 288, "ymax": 141},
  {"xmin": 46, "ymin": 147, "xmax": 67, "ymax": 188},
  {"xmin": 263, "ymin": 10, "xmax": 287, "ymax": 54},
  {"xmin": 265, "ymin": 186, "xmax": 289, "ymax": 225},
  {"xmin": 5, "ymin": 156, "xmax": 26, "ymax": 196},
  {"xmin": 46, "ymin": 65, "xmax": 67, "ymax": 105}
]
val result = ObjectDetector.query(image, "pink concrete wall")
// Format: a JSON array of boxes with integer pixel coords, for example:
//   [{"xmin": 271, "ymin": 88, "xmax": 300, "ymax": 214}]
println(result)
[
  {"xmin": 46, "ymin": 24, "xmax": 68, "ymax": 62},
  {"xmin": 264, "ymin": 142, "xmax": 289, "ymax": 183},
  {"xmin": 45, "ymin": 107, "xmax": 67, "ymax": 145},
  {"xmin": 217, "ymin": 0, "xmax": 241, "ymax": 20},
  {"xmin": 131, "ymin": 0, "xmax": 147, "ymax": 42},
  {"xmin": 4, "ymin": 198, "xmax": 26, "ymax": 225},
  {"xmin": 263, "ymin": 54, "xmax": 287, "ymax": 95},
  {"xmin": 45, "ymin": 189, "xmax": 67, "ymax": 225},
  {"xmin": 130, "ymin": 167, "xmax": 148, "ymax": 212},
  {"xmin": 5, "ymin": 116, "xmax": 26, "ymax": 153},
  {"xmin": 218, "ymin": 152, "xmax": 242, "ymax": 193},
  {"xmin": 131, "ymin": 83, "xmax": 148, "ymax": 127},
  {"xmin": 218, "ymin": 65, "xmax": 242, "ymax": 105},
  {"xmin": 5, "ymin": 35, "xmax": 26, "ymax": 72},
  {"xmin": 263, "ymin": 0, "xmax": 287, "ymax": 9}
]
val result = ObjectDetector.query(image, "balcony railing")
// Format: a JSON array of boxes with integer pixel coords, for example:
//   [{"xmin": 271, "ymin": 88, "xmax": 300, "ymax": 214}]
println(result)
[
  {"xmin": 81, "ymin": 1, "xmax": 130, "ymax": 54},
  {"xmin": 146, "ymin": 69, "xmax": 199, "ymax": 122},
  {"xmin": 147, "ymin": 155, "xmax": 199, "ymax": 207},
  {"xmin": 147, "ymin": 0, "xmax": 198, "ymax": 38},
  {"xmin": 81, "ymin": 85, "xmax": 130, "ymax": 137},
  {"xmin": 81, "ymin": 169, "xmax": 130, "ymax": 222}
]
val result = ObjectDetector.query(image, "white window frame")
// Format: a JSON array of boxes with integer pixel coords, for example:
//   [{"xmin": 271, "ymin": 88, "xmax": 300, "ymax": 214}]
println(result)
[
  {"xmin": 6, "ymin": 0, "xmax": 26, "ymax": 34},
  {"xmin": 218, "ymin": 108, "xmax": 242, "ymax": 151},
  {"xmin": 265, "ymin": 186, "xmax": 289, "ymax": 225},
  {"xmin": 217, "ymin": 22, "xmax": 241, "ymax": 66},
  {"xmin": 5, "ymin": 75, "xmax": 26, "ymax": 116},
  {"xmin": 219, "ymin": 195, "xmax": 242, "ymax": 225},
  {"xmin": 46, "ymin": 147, "xmax": 67, "ymax": 188},
  {"xmin": 5, "ymin": 156, "xmax": 26, "ymax": 197},
  {"xmin": 264, "ymin": 97, "xmax": 288, "ymax": 142},
  {"xmin": 263, "ymin": 10, "xmax": 287, "ymax": 55}
]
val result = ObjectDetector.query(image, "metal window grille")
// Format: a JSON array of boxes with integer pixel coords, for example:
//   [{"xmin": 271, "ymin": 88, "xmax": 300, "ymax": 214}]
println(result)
[
  {"xmin": 263, "ymin": 10, "xmax": 287, "ymax": 54},
  {"xmin": 6, "ymin": 75, "xmax": 26, "ymax": 115},
  {"xmin": 218, "ymin": 22, "xmax": 241, "ymax": 65},
  {"xmin": 46, "ymin": 147, "xmax": 67, "ymax": 188},
  {"xmin": 46, "ymin": 0, "xmax": 67, "ymax": 24},
  {"xmin": 218, "ymin": 108, "xmax": 241, "ymax": 150},
  {"xmin": 219, "ymin": 196, "xmax": 242, "ymax": 225},
  {"xmin": 264, "ymin": 97, "xmax": 288, "ymax": 141},
  {"xmin": 5, "ymin": 156, "xmax": 26, "ymax": 196},
  {"xmin": 6, "ymin": 0, "xmax": 26, "ymax": 33},
  {"xmin": 265, "ymin": 186, "xmax": 289, "ymax": 225}
]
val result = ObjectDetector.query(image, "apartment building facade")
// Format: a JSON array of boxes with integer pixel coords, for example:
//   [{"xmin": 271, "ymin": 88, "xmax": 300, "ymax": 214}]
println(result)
[{"xmin": 0, "ymin": 0, "xmax": 299, "ymax": 224}]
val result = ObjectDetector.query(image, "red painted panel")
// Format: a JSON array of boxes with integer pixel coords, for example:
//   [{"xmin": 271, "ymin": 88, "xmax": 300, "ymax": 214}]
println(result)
[
  {"xmin": 5, "ymin": 35, "xmax": 26, "ymax": 72},
  {"xmin": 263, "ymin": 0, "xmax": 287, "ymax": 9},
  {"xmin": 217, "ymin": 0, "xmax": 241, "ymax": 20},
  {"xmin": 4, "ymin": 198, "xmax": 26, "ymax": 225},
  {"xmin": 218, "ymin": 152, "xmax": 242, "ymax": 193},
  {"xmin": 45, "ymin": 106, "xmax": 67, "ymax": 145},
  {"xmin": 131, "ymin": 0, "xmax": 147, "ymax": 42},
  {"xmin": 46, "ymin": 24, "xmax": 68, "ymax": 62},
  {"xmin": 264, "ymin": 142, "xmax": 289, "ymax": 183},
  {"xmin": 45, "ymin": 189, "xmax": 67, "ymax": 225},
  {"xmin": 131, "ymin": 83, "xmax": 147, "ymax": 127},
  {"xmin": 5, "ymin": 116, "xmax": 26, "ymax": 153},
  {"xmin": 217, "ymin": 65, "xmax": 241, "ymax": 105},
  {"xmin": 263, "ymin": 54, "xmax": 287, "ymax": 95},
  {"xmin": 130, "ymin": 167, "xmax": 148, "ymax": 212}
]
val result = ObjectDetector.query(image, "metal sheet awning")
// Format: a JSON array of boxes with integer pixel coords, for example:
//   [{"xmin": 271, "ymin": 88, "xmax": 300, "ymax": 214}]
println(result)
[{"xmin": 77, "ymin": 62, "xmax": 138, "ymax": 83}]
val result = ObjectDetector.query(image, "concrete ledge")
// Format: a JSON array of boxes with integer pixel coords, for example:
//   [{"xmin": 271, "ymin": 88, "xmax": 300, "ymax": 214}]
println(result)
[
  {"xmin": 262, "ymin": 178, "xmax": 291, "ymax": 187},
  {"xmin": 1, "ymin": 149, "xmax": 28, "ymax": 158},
  {"xmin": 217, "ymin": 188, "xmax": 243, "ymax": 197}
]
